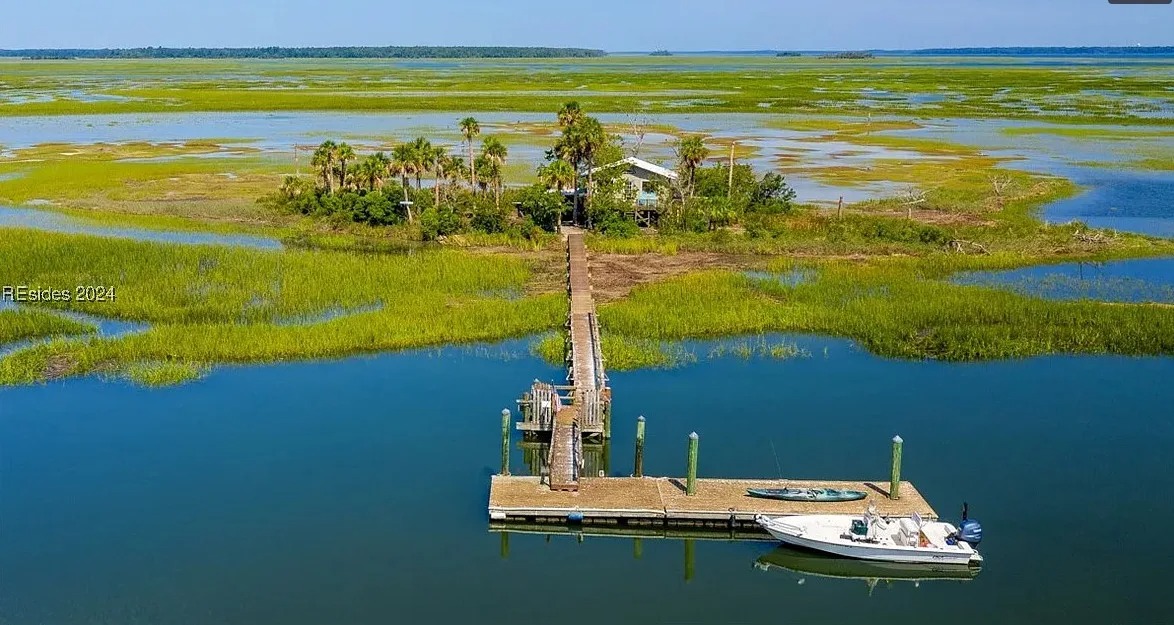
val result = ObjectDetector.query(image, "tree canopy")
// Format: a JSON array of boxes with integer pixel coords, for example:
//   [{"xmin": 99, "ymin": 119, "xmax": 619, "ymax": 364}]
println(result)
[{"xmin": 2, "ymin": 46, "xmax": 607, "ymax": 59}]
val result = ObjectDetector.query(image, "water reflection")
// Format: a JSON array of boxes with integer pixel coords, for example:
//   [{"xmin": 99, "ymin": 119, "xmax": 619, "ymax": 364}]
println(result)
[
  {"xmin": 754, "ymin": 546, "xmax": 980, "ymax": 593},
  {"xmin": 0, "ymin": 206, "xmax": 283, "ymax": 249},
  {"xmin": 489, "ymin": 529, "xmax": 980, "ymax": 593},
  {"xmin": 954, "ymin": 258, "xmax": 1174, "ymax": 304},
  {"xmin": 520, "ymin": 438, "xmax": 612, "ymax": 478}
]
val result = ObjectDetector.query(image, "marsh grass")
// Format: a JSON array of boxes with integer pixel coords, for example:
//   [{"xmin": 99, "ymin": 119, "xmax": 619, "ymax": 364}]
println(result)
[
  {"xmin": 2, "ymin": 58, "xmax": 1170, "ymax": 124},
  {"xmin": 0, "ymin": 229, "xmax": 565, "ymax": 384},
  {"xmin": 123, "ymin": 361, "xmax": 206, "ymax": 386},
  {"xmin": 0, "ymin": 151, "xmax": 280, "ymax": 207},
  {"xmin": 599, "ymin": 258, "xmax": 1174, "ymax": 361},
  {"xmin": 0, "ymin": 308, "xmax": 95, "ymax": 344},
  {"xmin": 707, "ymin": 337, "xmax": 811, "ymax": 361},
  {"xmin": 531, "ymin": 331, "xmax": 696, "ymax": 371}
]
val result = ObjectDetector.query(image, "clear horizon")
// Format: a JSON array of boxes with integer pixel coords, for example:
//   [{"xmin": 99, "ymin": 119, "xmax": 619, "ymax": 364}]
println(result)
[{"xmin": 1, "ymin": 0, "xmax": 1170, "ymax": 50}]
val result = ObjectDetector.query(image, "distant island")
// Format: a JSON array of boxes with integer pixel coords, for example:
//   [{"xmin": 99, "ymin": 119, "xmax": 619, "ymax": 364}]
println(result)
[
  {"xmin": 818, "ymin": 51, "xmax": 875, "ymax": 59},
  {"xmin": 908, "ymin": 46, "xmax": 1174, "ymax": 57},
  {"xmin": 0, "ymin": 46, "xmax": 608, "ymax": 60},
  {"xmin": 649, "ymin": 50, "xmax": 673, "ymax": 57},
  {"xmin": 775, "ymin": 51, "xmax": 801, "ymax": 57}
]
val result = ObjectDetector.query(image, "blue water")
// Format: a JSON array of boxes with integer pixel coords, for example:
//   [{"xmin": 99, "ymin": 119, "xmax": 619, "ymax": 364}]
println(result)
[
  {"xmin": 1, "ymin": 335, "xmax": 1171, "ymax": 624},
  {"xmin": 0, "ymin": 206, "xmax": 282, "ymax": 249},
  {"xmin": 1040, "ymin": 169, "xmax": 1174, "ymax": 238},
  {"xmin": 887, "ymin": 119, "xmax": 1174, "ymax": 238},
  {"xmin": 0, "ymin": 299, "xmax": 148, "ymax": 357},
  {"xmin": 956, "ymin": 258, "xmax": 1174, "ymax": 304}
]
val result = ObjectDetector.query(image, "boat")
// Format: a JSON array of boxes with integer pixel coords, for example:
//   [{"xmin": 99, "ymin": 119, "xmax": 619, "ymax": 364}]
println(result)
[
  {"xmin": 755, "ymin": 503, "xmax": 984, "ymax": 565},
  {"xmin": 754, "ymin": 546, "xmax": 981, "ymax": 582},
  {"xmin": 746, "ymin": 487, "xmax": 867, "ymax": 502}
]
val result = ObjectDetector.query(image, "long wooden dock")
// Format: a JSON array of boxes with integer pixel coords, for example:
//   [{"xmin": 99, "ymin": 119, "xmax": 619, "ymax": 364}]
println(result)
[
  {"xmin": 489, "ymin": 476, "xmax": 937, "ymax": 528},
  {"xmin": 491, "ymin": 233, "xmax": 941, "ymax": 536},
  {"xmin": 516, "ymin": 232, "xmax": 610, "ymax": 491}
]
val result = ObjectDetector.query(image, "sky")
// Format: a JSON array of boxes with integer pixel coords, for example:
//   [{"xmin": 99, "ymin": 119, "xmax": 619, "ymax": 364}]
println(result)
[{"xmin": 0, "ymin": 0, "xmax": 1170, "ymax": 50}]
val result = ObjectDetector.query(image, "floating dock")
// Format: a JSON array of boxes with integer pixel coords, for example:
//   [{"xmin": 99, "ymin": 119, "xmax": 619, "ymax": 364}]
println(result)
[
  {"xmin": 489, "ymin": 476, "xmax": 936, "ymax": 530},
  {"xmin": 490, "ymin": 234, "xmax": 939, "ymax": 537}
]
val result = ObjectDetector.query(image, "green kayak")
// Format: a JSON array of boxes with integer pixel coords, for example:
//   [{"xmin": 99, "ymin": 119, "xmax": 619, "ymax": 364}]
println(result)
[{"xmin": 745, "ymin": 487, "xmax": 867, "ymax": 502}]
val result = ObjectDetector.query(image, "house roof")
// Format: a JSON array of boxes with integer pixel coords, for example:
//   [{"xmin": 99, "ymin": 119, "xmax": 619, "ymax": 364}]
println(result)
[{"xmin": 589, "ymin": 157, "xmax": 679, "ymax": 180}]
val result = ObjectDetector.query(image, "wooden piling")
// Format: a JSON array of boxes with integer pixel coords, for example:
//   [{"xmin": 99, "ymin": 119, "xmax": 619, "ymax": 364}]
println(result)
[
  {"xmin": 501, "ymin": 409, "xmax": 511, "ymax": 476},
  {"xmin": 603, "ymin": 401, "xmax": 612, "ymax": 439},
  {"xmin": 890, "ymin": 435, "xmax": 903, "ymax": 500},
  {"xmin": 601, "ymin": 440, "xmax": 611, "ymax": 477},
  {"xmin": 633, "ymin": 416, "xmax": 646, "ymax": 477},
  {"xmin": 686, "ymin": 432, "xmax": 699, "ymax": 496},
  {"xmin": 684, "ymin": 538, "xmax": 696, "ymax": 582}
]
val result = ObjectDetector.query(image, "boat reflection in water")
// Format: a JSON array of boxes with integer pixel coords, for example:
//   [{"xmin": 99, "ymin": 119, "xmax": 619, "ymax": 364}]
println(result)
[{"xmin": 754, "ymin": 546, "xmax": 980, "ymax": 593}]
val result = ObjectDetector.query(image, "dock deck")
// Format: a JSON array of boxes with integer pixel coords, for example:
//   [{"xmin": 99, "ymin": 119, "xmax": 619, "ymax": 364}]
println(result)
[
  {"xmin": 520, "ymin": 232, "xmax": 610, "ymax": 491},
  {"xmin": 488, "ymin": 475, "xmax": 937, "ymax": 529},
  {"xmin": 492, "ymin": 234, "xmax": 938, "ymax": 536}
]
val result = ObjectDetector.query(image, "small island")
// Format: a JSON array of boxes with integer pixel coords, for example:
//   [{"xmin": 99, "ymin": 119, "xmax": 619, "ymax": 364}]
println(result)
[
  {"xmin": 649, "ymin": 49, "xmax": 673, "ymax": 57},
  {"xmin": 819, "ymin": 50, "xmax": 875, "ymax": 59}
]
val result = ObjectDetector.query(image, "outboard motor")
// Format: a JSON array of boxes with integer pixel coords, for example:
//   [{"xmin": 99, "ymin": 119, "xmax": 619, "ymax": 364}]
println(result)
[{"xmin": 958, "ymin": 502, "xmax": 983, "ymax": 546}]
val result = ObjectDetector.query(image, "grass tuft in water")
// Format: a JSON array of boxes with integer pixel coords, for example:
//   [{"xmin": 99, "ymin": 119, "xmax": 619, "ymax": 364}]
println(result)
[
  {"xmin": 0, "ymin": 308, "xmax": 95, "ymax": 344},
  {"xmin": 708, "ymin": 337, "xmax": 811, "ymax": 361},
  {"xmin": 123, "ymin": 361, "xmax": 206, "ymax": 386}
]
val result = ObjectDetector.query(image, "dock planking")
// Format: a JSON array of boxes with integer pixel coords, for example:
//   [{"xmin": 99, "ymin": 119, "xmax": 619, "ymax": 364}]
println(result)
[
  {"xmin": 492, "ymin": 233, "xmax": 942, "ymax": 538},
  {"xmin": 488, "ymin": 475, "xmax": 937, "ymax": 529},
  {"xmin": 539, "ymin": 232, "xmax": 609, "ymax": 491}
]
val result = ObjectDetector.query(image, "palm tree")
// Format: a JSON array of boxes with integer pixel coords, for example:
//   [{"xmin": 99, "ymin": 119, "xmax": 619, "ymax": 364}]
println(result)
[
  {"xmin": 392, "ymin": 143, "xmax": 416, "ymax": 192},
  {"xmin": 443, "ymin": 154, "xmax": 466, "ymax": 200},
  {"xmin": 677, "ymin": 135, "xmax": 709, "ymax": 197},
  {"xmin": 538, "ymin": 159, "xmax": 575, "ymax": 192},
  {"xmin": 310, "ymin": 140, "xmax": 338, "ymax": 193},
  {"xmin": 459, "ymin": 117, "xmax": 481, "ymax": 190},
  {"xmin": 481, "ymin": 137, "xmax": 508, "ymax": 208},
  {"xmin": 557, "ymin": 101, "xmax": 584, "ymax": 129},
  {"xmin": 335, "ymin": 142, "xmax": 356, "ymax": 192},
  {"xmin": 350, "ymin": 156, "xmax": 375, "ymax": 192},
  {"xmin": 565, "ymin": 118, "xmax": 607, "ymax": 218},
  {"xmin": 432, "ymin": 148, "xmax": 458, "ymax": 206},
  {"xmin": 473, "ymin": 154, "xmax": 493, "ymax": 194},
  {"xmin": 368, "ymin": 151, "xmax": 391, "ymax": 190},
  {"xmin": 431, "ymin": 154, "xmax": 457, "ymax": 205},
  {"xmin": 410, "ymin": 137, "xmax": 433, "ymax": 189}
]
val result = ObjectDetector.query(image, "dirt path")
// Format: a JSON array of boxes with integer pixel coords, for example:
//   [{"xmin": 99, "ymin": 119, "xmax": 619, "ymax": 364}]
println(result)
[{"xmin": 588, "ymin": 252, "xmax": 749, "ymax": 302}]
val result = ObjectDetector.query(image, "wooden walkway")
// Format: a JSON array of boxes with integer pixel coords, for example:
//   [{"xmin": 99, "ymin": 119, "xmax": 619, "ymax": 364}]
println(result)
[
  {"xmin": 491, "ymin": 235, "xmax": 947, "ymax": 537},
  {"xmin": 489, "ymin": 476, "xmax": 937, "ymax": 528},
  {"xmin": 534, "ymin": 233, "xmax": 609, "ymax": 491}
]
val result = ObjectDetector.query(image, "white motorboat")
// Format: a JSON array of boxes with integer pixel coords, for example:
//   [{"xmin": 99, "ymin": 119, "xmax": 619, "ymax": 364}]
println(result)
[{"xmin": 756, "ymin": 504, "xmax": 983, "ymax": 566}]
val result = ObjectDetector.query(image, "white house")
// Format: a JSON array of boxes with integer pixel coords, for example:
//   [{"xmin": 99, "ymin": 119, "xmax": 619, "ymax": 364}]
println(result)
[{"xmin": 588, "ymin": 157, "xmax": 679, "ymax": 206}]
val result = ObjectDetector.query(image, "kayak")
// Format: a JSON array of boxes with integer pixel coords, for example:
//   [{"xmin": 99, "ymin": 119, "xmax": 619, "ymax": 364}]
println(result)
[{"xmin": 746, "ymin": 487, "xmax": 867, "ymax": 502}]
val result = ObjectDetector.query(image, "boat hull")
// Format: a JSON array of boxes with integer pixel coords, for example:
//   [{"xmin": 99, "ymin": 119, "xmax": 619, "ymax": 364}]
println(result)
[{"xmin": 758, "ymin": 515, "xmax": 981, "ymax": 565}]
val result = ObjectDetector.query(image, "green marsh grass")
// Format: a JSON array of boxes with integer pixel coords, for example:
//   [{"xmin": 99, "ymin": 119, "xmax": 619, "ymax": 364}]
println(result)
[
  {"xmin": 2, "ymin": 58, "xmax": 1171, "ymax": 124},
  {"xmin": 707, "ymin": 337, "xmax": 811, "ymax": 361},
  {"xmin": 123, "ymin": 361, "xmax": 207, "ymax": 386},
  {"xmin": 599, "ymin": 258, "xmax": 1174, "ymax": 361},
  {"xmin": 0, "ymin": 308, "xmax": 95, "ymax": 344},
  {"xmin": 0, "ymin": 229, "xmax": 565, "ymax": 384}
]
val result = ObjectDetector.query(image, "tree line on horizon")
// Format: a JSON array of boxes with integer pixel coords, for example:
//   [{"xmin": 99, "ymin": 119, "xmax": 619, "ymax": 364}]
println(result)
[{"xmin": 2, "ymin": 46, "xmax": 608, "ymax": 60}]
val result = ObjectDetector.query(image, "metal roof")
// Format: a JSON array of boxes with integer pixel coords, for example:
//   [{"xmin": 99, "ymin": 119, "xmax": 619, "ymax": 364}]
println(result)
[{"xmin": 589, "ymin": 157, "xmax": 679, "ymax": 180}]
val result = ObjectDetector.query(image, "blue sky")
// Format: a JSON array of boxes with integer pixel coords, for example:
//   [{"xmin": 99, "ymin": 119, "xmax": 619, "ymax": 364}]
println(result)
[{"xmin": 1, "ymin": 0, "xmax": 1170, "ymax": 50}]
